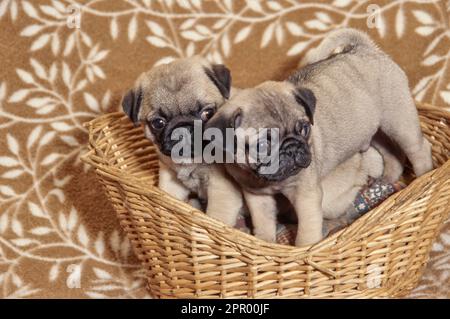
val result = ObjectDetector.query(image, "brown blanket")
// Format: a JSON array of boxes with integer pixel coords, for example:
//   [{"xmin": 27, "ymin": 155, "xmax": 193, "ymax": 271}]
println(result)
[{"xmin": 0, "ymin": 0, "xmax": 449, "ymax": 298}]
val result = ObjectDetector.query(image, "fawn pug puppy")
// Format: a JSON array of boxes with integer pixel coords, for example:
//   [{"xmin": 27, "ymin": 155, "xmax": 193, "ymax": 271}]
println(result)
[
  {"xmin": 122, "ymin": 56, "xmax": 243, "ymax": 226},
  {"xmin": 206, "ymin": 28, "xmax": 433, "ymax": 246}
]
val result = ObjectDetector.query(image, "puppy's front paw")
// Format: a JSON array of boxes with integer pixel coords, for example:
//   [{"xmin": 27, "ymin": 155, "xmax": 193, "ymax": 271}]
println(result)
[
  {"xmin": 254, "ymin": 230, "xmax": 277, "ymax": 243},
  {"xmin": 295, "ymin": 231, "xmax": 322, "ymax": 247}
]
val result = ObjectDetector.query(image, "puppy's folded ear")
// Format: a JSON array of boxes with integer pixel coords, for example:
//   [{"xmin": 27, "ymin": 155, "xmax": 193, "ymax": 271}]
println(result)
[
  {"xmin": 293, "ymin": 87, "xmax": 316, "ymax": 125},
  {"xmin": 122, "ymin": 87, "xmax": 142, "ymax": 126},
  {"xmin": 204, "ymin": 64, "xmax": 231, "ymax": 99}
]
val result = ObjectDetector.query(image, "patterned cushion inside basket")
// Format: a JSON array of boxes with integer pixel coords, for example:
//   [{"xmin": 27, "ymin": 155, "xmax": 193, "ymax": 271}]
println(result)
[{"xmin": 234, "ymin": 178, "xmax": 406, "ymax": 246}]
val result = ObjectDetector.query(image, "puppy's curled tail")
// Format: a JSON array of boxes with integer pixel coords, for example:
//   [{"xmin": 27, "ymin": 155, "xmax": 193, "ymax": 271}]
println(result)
[{"xmin": 301, "ymin": 28, "xmax": 379, "ymax": 66}]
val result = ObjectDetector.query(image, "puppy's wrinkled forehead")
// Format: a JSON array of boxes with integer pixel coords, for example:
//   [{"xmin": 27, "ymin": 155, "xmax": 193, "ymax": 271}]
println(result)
[
  {"xmin": 235, "ymin": 82, "xmax": 309, "ymax": 130},
  {"xmin": 156, "ymin": 67, "xmax": 191, "ymax": 92},
  {"xmin": 139, "ymin": 58, "xmax": 225, "ymax": 117},
  {"xmin": 151, "ymin": 59, "xmax": 209, "ymax": 92}
]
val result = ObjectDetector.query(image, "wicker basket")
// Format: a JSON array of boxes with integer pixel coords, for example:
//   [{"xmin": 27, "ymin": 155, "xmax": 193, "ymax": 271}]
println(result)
[{"xmin": 81, "ymin": 102, "xmax": 450, "ymax": 298}]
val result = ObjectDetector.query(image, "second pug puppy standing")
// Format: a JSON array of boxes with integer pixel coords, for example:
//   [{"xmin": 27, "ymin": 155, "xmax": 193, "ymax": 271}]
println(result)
[
  {"xmin": 206, "ymin": 28, "xmax": 433, "ymax": 246},
  {"xmin": 122, "ymin": 56, "xmax": 243, "ymax": 226}
]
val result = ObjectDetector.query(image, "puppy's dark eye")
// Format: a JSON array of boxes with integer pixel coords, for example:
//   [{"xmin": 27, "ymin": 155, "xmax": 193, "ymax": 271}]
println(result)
[
  {"xmin": 200, "ymin": 107, "xmax": 215, "ymax": 122},
  {"xmin": 296, "ymin": 121, "xmax": 310, "ymax": 138},
  {"xmin": 150, "ymin": 117, "xmax": 166, "ymax": 130}
]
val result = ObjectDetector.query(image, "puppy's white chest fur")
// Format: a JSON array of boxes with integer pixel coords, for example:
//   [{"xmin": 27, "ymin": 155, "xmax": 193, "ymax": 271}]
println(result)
[{"xmin": 174, "ymin": 164, "xmax": 209, "ymax": 199}]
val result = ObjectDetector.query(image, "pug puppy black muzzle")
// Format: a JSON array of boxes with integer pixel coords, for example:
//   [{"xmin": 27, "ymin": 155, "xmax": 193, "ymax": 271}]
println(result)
[
  {"xmin": 159, "ymin": 117, "xmax": 198, "ymax": 157},
  {"xmin": 255, "ymin": 136, "xmax": 311, "ymax": 182}
]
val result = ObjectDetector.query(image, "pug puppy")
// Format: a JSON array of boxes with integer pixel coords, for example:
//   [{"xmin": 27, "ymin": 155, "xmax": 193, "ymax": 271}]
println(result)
[
  {"xmin": 206, "ymin": 28, "xmax": 433, "ymax": 246},
  {"xmin": 122, "ymin": 56, "xmax": 243, "ymax": 226}
]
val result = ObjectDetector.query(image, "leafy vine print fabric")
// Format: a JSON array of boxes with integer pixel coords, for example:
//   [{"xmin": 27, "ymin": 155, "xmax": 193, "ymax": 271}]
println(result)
[{"xmin": 0, "ymin": 0, "xmax": 449, "ymax": 298}]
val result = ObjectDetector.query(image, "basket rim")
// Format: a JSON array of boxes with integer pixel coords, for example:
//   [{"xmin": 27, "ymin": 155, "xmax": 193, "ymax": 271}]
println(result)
[
  {"xmin": 81, "ymin": 101, "xmax": 450, "ymax": 256},
  {"xmin": 83, "ymin": 151, "xmax": 450, "ymax": 254}
]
